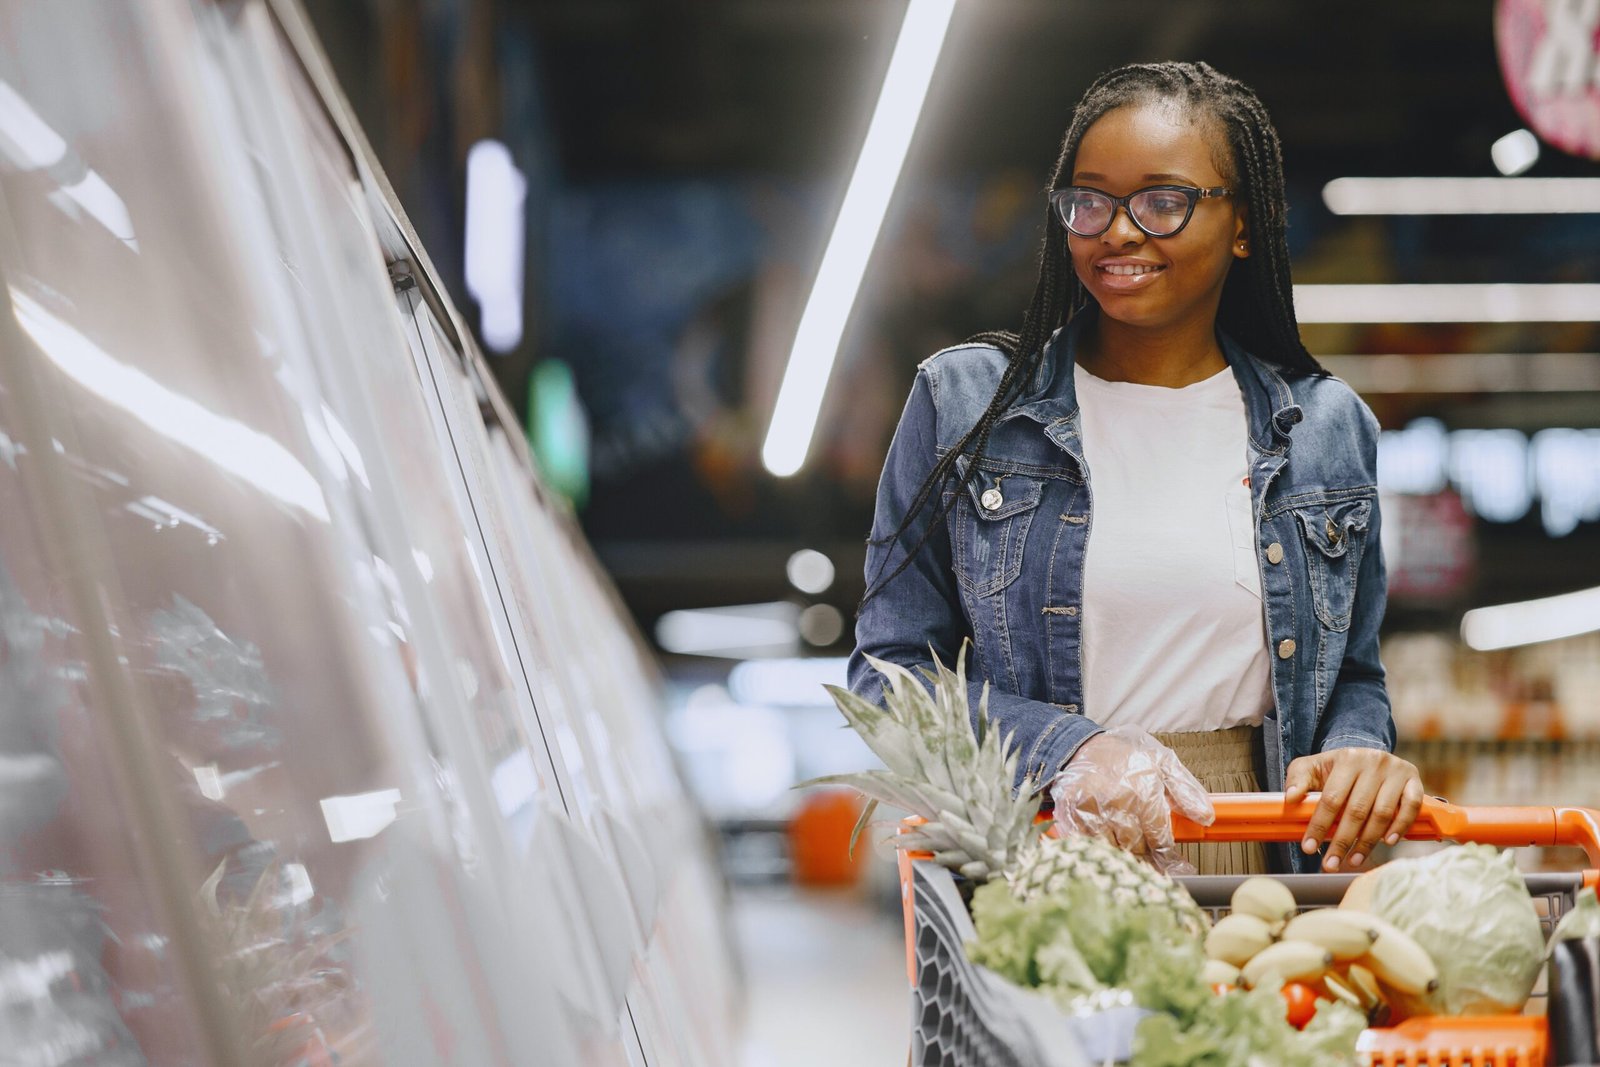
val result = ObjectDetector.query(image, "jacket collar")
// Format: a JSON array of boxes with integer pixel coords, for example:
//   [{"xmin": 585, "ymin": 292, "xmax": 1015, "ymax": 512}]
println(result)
[{"xmin": 998, "ymin": 305, "xmax": 1303, "ymax": 455}]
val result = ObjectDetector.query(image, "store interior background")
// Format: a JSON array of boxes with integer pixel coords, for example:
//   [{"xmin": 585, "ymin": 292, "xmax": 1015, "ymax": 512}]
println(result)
[{"xmin": 303, "ymin": 2, "xmax": 1600, "ymax": 1062}]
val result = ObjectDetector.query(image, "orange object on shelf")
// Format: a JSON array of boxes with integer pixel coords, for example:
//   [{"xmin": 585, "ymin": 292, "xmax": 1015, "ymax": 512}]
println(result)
[
  {"xmin": 788, "ymin": 788, "xmax": 867, "ymax": 886},
  {"xmin": 899, "ymin": 793, "xmax": 1600, "ymax": 1067}
]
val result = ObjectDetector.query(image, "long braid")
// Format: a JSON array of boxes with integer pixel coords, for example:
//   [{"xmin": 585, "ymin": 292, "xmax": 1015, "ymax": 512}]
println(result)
[{"xmin": 860, "ymin": 61, "xmax": 1328, "ymax": 609}]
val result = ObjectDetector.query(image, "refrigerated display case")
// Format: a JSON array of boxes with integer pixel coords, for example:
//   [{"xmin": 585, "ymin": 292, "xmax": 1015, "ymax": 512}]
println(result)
[{"xmin": 0, "ymin": 1, "xmax": 739, "ymax": 1063}]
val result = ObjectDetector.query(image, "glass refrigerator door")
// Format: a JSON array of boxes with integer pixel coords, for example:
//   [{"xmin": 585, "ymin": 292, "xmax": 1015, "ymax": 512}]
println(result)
[
  {"xmin": 201, "ymin": 8, "xmax": 646, "ymax": 1064},
  {"xmin": 0, "ymin": 2, "xmax": 580, "ymax": 1063}
]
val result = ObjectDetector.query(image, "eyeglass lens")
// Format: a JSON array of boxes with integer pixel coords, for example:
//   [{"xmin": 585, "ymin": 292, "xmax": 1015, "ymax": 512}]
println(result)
[{"xmin": 1062, "ymin": 188, "xmax": 1194, "ymax": 237}]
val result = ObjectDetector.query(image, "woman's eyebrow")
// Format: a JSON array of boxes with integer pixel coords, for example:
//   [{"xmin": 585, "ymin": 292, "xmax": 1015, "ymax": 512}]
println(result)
[{"xmin": 1073, "ymin": 171, "xmax": 1196, "ymax": 183}]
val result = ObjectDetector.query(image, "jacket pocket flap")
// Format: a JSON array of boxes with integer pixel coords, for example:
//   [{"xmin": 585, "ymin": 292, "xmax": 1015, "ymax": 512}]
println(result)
[
  {"xmin": 1294, "ymin": 497, "xmax": 1371, "ymax": 559},
  {"xmin": 954, "ymin": 455, "xmax": 1045, "ymax": 521}
]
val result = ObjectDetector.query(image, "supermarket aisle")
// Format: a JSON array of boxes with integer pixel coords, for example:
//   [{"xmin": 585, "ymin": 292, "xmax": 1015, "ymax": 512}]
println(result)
[{"xmin": 735, "ymin": 883, "xmax": 910, "ymax": 1066}]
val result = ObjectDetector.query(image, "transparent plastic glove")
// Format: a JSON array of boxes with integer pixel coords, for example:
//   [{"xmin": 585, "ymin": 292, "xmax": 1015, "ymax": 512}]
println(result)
[{"xmin": 1049, "ymin": 725, "xmax": 1215, "ymax": 875}]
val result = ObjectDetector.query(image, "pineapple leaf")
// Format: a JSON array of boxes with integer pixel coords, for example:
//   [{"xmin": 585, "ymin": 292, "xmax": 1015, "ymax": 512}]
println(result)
[{"xmin": 848, "ymin": 798, "xmax": 879, "ymax": 857}]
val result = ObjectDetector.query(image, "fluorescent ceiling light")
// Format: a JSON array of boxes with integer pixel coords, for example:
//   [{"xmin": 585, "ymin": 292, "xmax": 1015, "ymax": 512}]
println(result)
[
  {"xmin": 1293, "ymin": 284, "xmax": 1600, "ymax": 323},
  {"xmin": 464, "ymin": 140, "xmax": 527, "ymax": 353},
  {"xmin": 762, "ymin": 0, "xmax": 956, "ymax": 477},
  {"xmin": 1322, "ymin": 176, "xmax": 1600, "ymax": 215},
  {"xmin": 656, "ymin": 601, "xmax": 801, "ymax": 658},
  {"xmin": 10, "ymin": 289, "xmax": 331, "ymax": 521},
  {"xmin": 1319, "ymin": 352, "xmax": 1600, "ymax": 393},
  {"xmin": 1461, "ymin": 585, "xmax": 1600, "ymax": 651}
]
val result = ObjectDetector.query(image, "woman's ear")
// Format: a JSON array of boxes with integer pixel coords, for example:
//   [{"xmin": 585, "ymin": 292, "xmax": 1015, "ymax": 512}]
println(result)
[{"xmin": 1233, "ymin": 208, "xmax": 1250, "ymax": 259}]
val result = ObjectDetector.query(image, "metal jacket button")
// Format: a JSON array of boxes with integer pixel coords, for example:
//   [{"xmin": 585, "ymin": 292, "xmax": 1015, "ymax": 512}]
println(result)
[
  {"xmin": 1267, "ymin": 542, "xmax": 1284, "ymax": 564},
  {"xmin": 1277, "ymin": 638, "xmax": 1296, "ymax": 659},
  {"xmin": 980, "ymin": 488, "xmax": 1003, "ymax": 511}
]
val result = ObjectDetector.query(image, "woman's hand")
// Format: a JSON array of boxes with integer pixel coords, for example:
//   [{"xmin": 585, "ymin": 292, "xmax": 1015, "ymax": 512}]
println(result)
[
  {"xmin": 1051, "ymin": 725, "xmax": 1215, "ymax": 874},
  {"xmin": 1283, "ymin": 748, "xmax": 1424, "ymax": 872}
]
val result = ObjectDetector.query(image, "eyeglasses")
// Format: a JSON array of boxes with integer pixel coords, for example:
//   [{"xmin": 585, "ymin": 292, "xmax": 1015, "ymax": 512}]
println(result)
[{"xmin": 1049, "ymin": 184, "xmax": 1232, "ymax": 239}]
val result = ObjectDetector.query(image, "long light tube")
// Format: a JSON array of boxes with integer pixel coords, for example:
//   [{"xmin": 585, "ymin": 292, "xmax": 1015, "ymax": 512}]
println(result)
[
  {"xmin": 761, "ymin": 0, "xmax": 956, "ymax": 477},
  {"xmin": 1322, "ymin": 176, "xmax": 1600, "ymax": 215},
  {"xmin": 464, "ymin": 140, "xmax": 527, "ymax": 353},
  {"xmin": 1293, "ymin": 284, "xmax": 1600, "ymax": 324},
  {"xmin": 1461, "ymin": 585, "xmax": 1600, "ymax": 651}
]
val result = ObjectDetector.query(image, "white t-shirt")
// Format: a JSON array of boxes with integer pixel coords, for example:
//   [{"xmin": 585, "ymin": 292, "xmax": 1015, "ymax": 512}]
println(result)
[{"xmin": 1073, "ymin": 360, "xmax": 1273, "ymax": 734}]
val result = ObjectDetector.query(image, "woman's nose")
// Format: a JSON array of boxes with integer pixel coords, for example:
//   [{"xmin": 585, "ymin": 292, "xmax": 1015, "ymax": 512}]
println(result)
[{"xmin": 1101, "ymin": 204, "xmax": 1145, "ymax": 244}]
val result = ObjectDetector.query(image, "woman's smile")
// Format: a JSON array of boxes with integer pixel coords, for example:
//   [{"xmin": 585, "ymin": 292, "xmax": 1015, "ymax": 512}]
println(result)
[{"xmin": 1095, "ymin": 256, "xmax": 1168, "ymax": 290}]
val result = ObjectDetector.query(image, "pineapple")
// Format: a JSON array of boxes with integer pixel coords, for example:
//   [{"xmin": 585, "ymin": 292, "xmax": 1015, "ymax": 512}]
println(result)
[
  {"xmin": 807, "ymin": 642, "xmax": 1041, "ymax": 881},
  {"xmin": 1007, "ymin": 834, "xmax": 1210, "ymax": 939}
]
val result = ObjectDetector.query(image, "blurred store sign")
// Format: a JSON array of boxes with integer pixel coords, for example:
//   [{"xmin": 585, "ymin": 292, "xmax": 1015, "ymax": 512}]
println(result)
[
  {"xmin": 1386, "ymin": 491, "xmax": 1477, "ymax": 603},
  {"xmin": 1380, "ymin": 418, "xmax": 1600, "ymax": 537},
  {"xmin": 1496, "ymin": 0, "xmax": 1600, "ymax": 161}
]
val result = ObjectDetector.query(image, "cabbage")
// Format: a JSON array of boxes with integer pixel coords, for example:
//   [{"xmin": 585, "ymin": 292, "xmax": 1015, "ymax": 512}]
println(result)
[{"xmin": 1370, "ymin": 843, "xmax": 1544, "ymax": 1016}]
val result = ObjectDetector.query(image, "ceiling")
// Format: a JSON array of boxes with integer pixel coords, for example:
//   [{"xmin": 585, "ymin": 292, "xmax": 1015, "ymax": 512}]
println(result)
[{"xmin": 516, "ymin": 0, "xmax": 1575, "ymax": 184}]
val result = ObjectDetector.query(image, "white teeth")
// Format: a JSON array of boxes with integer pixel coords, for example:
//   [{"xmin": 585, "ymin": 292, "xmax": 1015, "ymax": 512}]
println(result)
[{"xmin": 1101, "ymin": 264, "xmax": 1163, "ymax": 276}]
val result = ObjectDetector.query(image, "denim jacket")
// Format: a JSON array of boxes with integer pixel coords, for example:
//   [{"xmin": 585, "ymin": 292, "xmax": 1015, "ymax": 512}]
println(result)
[{"xmin": 849, "ymin": 309, "xmax": 1395, "ymax": 866}]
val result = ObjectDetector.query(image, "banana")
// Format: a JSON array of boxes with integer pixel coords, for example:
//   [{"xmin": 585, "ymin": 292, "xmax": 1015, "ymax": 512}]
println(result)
[
  {"xmin": 1201, "ymin": 959, "xmax": 1241, "ymax": 988},
  {"xmin": 1345, "ymin": 964, "xmax": 1387, "ymax": 1017},
  {"xmin": 1205, "ymin": 913, "xmax": 1275, "ymax": 966},
  {"xmin": 1319, "ymin": 970, "xmax": 1366, "ymax": 1011},
  {"xmin": 1360, "ymin": 917, "xmax": 1440, "ymax": 995},
  {"xmin": 1241, "ymin": 939, "xmax": 1334, "ymax": 989},
  {"xmin": 1281, "ymin": 910, "xmax": 1379, "ymax": 961},
  {"xmin": 1231, "ymin": 877, "xmax": 1297, "ymax": 929}
]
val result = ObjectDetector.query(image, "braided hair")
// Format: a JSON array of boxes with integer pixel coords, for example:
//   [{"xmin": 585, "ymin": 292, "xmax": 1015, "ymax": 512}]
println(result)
[{"xmin": 860, "ymin": 61, "xmax": 1329, "ymax": 608}]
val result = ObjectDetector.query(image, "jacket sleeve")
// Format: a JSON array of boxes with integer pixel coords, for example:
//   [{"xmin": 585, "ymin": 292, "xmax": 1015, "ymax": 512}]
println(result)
[
  {"xmin": 1314, "ymin": 401, "xmax": 1397, "ymax": 753},
  {"xmin": 847, "ymin": 366, "xmax": 1102, "ymax": 793}
]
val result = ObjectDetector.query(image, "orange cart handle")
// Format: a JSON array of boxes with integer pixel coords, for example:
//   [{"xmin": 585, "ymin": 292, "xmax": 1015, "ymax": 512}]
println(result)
[{"xmin": 1171, "ymin": 792, "xmax": 1600, "ymax": 866}]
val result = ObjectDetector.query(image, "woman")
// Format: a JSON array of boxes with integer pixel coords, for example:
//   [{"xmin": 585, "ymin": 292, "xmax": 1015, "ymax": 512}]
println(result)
[{"xmin": 848, "ymin": 61, "xmax": 1423, "ymax": 876}]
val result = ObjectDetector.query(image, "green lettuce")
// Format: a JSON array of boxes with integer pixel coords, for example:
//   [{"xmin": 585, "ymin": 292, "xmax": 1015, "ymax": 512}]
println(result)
[
  {"xmin": 1134, "ymin": 989, "xmax": 1364, "ymax": 1067},
  {"xmin": 967, "ymin": 875, "xmax": 1362, "ymax": 1066},
  {"xmin": 966, "ymin": 875, "xmax": 1207, "ymax": 1014}
]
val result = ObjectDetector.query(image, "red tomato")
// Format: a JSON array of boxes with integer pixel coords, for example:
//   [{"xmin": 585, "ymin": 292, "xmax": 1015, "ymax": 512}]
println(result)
[{"xmin": 1281, "ymin": 982, "xmax": 1320, "ymax": 1029}]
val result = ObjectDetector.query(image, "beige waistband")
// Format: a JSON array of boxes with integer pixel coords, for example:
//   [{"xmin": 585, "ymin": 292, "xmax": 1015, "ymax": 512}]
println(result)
[
  {"xmin": 1150, "ymin": 724, "xmax": 1268, "ymax": 875},
  {"xmin": 1151, "ymin": 724, "xmax": 1261, "ymax": 789}
]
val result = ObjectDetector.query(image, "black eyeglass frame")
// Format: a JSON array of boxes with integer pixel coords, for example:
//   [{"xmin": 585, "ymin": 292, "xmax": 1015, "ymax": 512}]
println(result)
[{"xmin": 1049, "ymin": 184, "xmax": 1232, "ymax": 239}]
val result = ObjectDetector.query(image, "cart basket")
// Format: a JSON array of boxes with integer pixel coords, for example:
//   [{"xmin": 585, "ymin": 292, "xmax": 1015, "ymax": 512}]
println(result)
[{"xmin": 898, "ymin": 793, "xmax": 1600, "ymax": 1067}]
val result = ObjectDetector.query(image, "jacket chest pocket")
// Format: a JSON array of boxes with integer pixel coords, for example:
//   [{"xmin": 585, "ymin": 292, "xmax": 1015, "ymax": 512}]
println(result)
[
  {"xmin": 1293, "ymin": 496, "xmax": 1372, "ymax": 631},
  {"xmin": 951, "ymin": 462, "xmax": 1045, "ymax": 598}
]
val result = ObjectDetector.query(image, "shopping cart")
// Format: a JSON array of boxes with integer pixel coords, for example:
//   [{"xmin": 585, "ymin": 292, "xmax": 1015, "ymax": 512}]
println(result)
[{"xmin": 898, "ymin": 794, "xmax": 1600, "ymax": 1067}]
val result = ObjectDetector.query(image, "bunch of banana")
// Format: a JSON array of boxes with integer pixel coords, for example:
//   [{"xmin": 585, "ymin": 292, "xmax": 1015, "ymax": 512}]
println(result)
[{"xmin": 1201, "ymin": 877, "xmax": 1440, "ymax": 1025}]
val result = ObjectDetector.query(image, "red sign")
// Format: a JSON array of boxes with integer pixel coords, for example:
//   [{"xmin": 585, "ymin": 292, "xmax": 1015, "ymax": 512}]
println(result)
[
  {"xmin": 1496, "ymin": 0, "xmax": 1600, "ymax": 160},
  {"xmin": 1387, "ymin": 490, "xmax": 1477, "ymax": 603}
]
